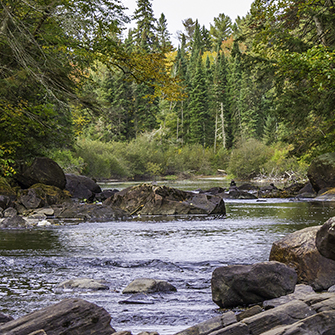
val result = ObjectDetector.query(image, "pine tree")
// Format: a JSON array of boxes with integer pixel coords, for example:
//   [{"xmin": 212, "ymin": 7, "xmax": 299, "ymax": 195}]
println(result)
[{"xmin": 201, "ymin": 25, "xmax": 212, "ymax": 51}]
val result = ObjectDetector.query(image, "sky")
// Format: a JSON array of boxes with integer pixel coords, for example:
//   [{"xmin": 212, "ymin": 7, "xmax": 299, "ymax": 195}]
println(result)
[{"xmin": 121, "ymin": 0, "xmax": 255, "ymax": 45}]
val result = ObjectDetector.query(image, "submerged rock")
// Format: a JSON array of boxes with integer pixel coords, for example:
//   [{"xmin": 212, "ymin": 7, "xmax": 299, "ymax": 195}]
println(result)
[
  {"xmin": 57, "ymin": 278, "xmax": 109, "ymax": 290},
  {"xmin": 105, "ymin": 184, "xmax": 225, "ymax": 216},
  {"xmin": 211, "ymin": 261, "xmax": 297, "ymax": 308},
  {"xmin": 122, "ymin": 278, "xmax": 177, "ymax": 294}
]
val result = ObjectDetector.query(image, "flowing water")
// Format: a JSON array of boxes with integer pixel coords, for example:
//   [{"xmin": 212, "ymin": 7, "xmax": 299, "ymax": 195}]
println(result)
[{"xmin": 0, "ymin": 179, "xmax": 335, "ymax": 334}]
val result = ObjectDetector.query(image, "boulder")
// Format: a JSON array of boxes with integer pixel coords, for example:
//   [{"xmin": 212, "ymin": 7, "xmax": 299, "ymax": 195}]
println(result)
[
  {"xmin": 307, "ymin": 152, "xmax": 335, "ymax": 192},
  {"xmin": 15, "ymin": 157, "xmax": 66, "ymax": 189},
  {"xmin": 211, "ymin": 261, "xmax": 297, "ymax": 308},
  {"xmin": 52, "ymin": 203, "xmax": 129, "ymax": 222},
  {"xmin": 0, "ymin": 312, "xmax": 14, "ymax": 325},
  {"xmin": 65, "ymin": 174, "xmax": 101, "ymax": 201},
  {"xmin": 0, "ymin": 214, "xmax": 27, "ymax": 229},
  {"xmin": 263, "ymin": 284, "xmax": 315, "ymax": 309},
  {"xmin": 269, "ymin": 226, "xmax": 335, "ymax": 290},
  {"xmin": 122, "ymin": 278, "xmax": 177, "ymax": 294},
  {"xmin": 0, "ymin": 298, "xmax": 115, "ymax": 335},
  {"xmin": 17, "ymin": 184, "xmax": 70, "ymax": 210},
  {"xmin": 295, "ymin": 182, "xmax": 316, "ymax": 199},
  {"xmin": 105, "ymin": 184, "xmax": 226, "ymax": 216},
  {"xmin": 316, "ymin": 216, "xmax": 335, "ymax": 261},
  {"xmin": 174, "ymin": 312, "xmax": 237, "ymax": 335},
  {"xmin": 95, "ymin": 189, "xmax": 119, "ymax": 202},
  {"xmin": 57, "ymin": 278, "xmax": 109, "ymax": 290},
  {"xmin": 315, "ymin": 187, "xmax": 335, "ymax": 201}
]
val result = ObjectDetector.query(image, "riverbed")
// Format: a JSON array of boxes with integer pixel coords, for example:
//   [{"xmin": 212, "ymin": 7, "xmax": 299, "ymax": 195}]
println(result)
[{"xmin": 0, "ymin": 180, "xmax": 335, "ymax": 334}]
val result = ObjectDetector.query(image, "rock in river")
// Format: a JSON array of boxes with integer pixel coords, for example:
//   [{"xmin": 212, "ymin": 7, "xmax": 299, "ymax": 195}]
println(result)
[
  {"xmin": 104, "ymin": 183, "xmax": 226, "ymax": 216},
  {"xmin": 316, "ymin": 216, "xmax": 335, "ymax": 261},
  {"xmin": 0, "ymin": 298, "xmax": 115, "ymax": 335},
  {"xmin": 211, "ymin": 261, "xmax": 297, "ymax": 308},
  {"xmin": 269, "ymin": 226, "xmax": 335, "ymax": 290},
  {"xmin": 122, "ymin": 278, "xmax": 177, "ymax": 294}
]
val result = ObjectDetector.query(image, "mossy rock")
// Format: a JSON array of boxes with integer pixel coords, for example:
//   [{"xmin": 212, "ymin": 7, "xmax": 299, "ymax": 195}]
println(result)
[
  {"xmin": 0, "ymin": 177, "xmax": 16, "ymax": 197},
  {"xmin": 18, "ymin": 183, "xmax": 71, "ymax": 209}
]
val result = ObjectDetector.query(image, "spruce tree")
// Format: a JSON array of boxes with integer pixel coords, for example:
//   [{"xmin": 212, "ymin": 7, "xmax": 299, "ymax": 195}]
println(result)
[
  {"xmin": 157, "ymin": 13, "xmax": 172, "ymax": 49},
  {"xmin": 188, "ymin": 55, "xmax": 212, "ymax": 146},
  {"xmin": 133, "ymin": 0, "xmax": 157, "ymax": 50}
]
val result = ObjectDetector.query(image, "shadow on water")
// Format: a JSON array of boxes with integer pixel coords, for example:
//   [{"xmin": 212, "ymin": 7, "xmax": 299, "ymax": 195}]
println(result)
[{"xmin": 0, "ymin": 229, "xmax": 62, "ymax": 254}]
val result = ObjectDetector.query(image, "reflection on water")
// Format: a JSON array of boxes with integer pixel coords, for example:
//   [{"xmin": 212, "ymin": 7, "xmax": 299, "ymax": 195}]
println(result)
[{"xmin": 0, "ymin": 196, "xmax": 335, "ymax": 334}]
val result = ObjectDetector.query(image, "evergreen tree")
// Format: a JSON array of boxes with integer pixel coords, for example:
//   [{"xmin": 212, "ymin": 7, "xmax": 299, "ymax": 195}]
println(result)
[
  {"xmin": 188, "ymin": 55, "xmax": 212, "ymax": 146},
  {"xmin": 201, "ymin": 25, "xmax": 212, "ymax": 51},
  {"xmin": 157, "ymin": 13, "xmax": 172, "ymax": 49},
  {"xmin": 133, "ymin": 0, "xmax": 157, "ymax": 50},
  {"xmin": 210, "ymin": 13, "xmax": 232, "ymax": 50}
]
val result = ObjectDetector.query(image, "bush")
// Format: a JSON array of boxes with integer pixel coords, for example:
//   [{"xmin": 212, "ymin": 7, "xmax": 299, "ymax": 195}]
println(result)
[
  {"xmin": 75, "ymin": 139, "xmax": 129, "ymax": 179},
  {"xmin": 228, "ymin": 139, "xmax": 272, "ymax": 179},
  {"xmin": 49, "ymin": 149, "xmax": 85, "ymax": 175}
]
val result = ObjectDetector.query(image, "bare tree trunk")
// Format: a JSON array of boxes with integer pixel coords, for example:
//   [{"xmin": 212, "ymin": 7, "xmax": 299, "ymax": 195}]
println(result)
[
  {"xmin": 221, "ymin": 102, "xmax": 226, "ymax": 149},
  {"xmin": 214, "ymin": 111, "xmax": 218, "ymax": 154}
]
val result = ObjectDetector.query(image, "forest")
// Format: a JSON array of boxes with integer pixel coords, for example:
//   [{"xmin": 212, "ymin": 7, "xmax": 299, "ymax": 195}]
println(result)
[{"xmin": 1, "ymin": 0, "xmax": 334, "ymax": 181}]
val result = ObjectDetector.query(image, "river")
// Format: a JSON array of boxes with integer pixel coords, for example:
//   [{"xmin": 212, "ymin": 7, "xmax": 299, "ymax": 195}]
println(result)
[{"xmin": 0, "ymin": 179, "xmax": 335, "ymax": 334}]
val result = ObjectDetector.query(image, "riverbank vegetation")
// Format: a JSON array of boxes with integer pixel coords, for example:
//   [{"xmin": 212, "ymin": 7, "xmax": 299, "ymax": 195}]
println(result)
[{"xmin": 1, "ymin": 0, "xmax": 334, "ymax": 182}]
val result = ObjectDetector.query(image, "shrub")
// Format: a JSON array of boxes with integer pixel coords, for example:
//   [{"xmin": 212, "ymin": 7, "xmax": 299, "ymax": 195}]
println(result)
[
  {"xmin": 228, "ymin": 139, "xmax": 272, "ymax": 179},
  {"xmin": 49, "ymin": 149, "xmax": 85, "ymax": 175}
]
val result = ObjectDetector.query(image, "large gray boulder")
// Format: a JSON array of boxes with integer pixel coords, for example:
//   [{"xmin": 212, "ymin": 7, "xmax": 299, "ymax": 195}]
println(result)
[
  {"xmin": 65, "ymin": 174, "xmax": 102, "ymax": 201},
  {"xmin": 0, "ymin": 298, "xmax": 115, "ymax": 335},
  {"xmin": 316, "ymin": 216, "xmax": 335, "ymax": 261},
  {"xmin": 269, "ymin": 226, "xmax": 335, "ymax": 290},
  {"xmin": 105, "ymin": 184, "xmax": 225, "ymax": 216},
  {"xmin": 57, "ymin": 278, "xmax": 109, "ymax": 290},
  {"xmin": 211, "ymin": 261, "xmax": 297, "ymax": 308},
  {"xmin": 15, "ymin": 157, "xmax": 66, "ymax": 189},
  {"xmin": 307, "ymin": 152, "xmax": 335, "ymax": 192}
]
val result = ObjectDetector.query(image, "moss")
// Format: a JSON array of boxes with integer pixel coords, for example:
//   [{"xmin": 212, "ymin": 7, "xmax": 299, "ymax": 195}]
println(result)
[{"xmin": 0, "ymin": 177, "xmax": 16, "ymax": 196}]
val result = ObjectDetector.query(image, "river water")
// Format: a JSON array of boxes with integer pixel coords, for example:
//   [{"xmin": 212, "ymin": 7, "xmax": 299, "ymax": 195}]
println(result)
[{"xmin": 1, "ymin": 179, "xmax": 335, "ymax": 334}]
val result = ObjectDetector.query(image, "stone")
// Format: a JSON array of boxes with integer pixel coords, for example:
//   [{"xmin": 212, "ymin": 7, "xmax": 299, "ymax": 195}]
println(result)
[
  {"xmin": 57, "ymin": 278, "xmax": 109, "ymax": 290},
  {"xmin": 307, "ymin": 152, "xmax": 335, "ymax": 192},
  {"xmin": 0, "ymin": 312, "xmax": 14, "ymax": 325},
  {"xmin": 0, "ymin": 298, "xmax": 115, "ymax": 335},
  {"xmin": 53, "ymin": 203, "xmax": 129, "ymax": 222},
  {"xmin": 122, "ymin": 278, "xmax": 177, "ymax": 294},
  {"xmin": 0, "ymin": 195, "xmax": 15, "ymax": 210},
  {"xmin": 263, "ymin": 284, "xmax": 315, "ymax": 309},
  {"xmin": 261, "ymin": 310, "xmax": 335, "ymax": 335},
  {"xmin": 0, "ymin": 214, "xmax": 27, "ymax": 229},
  {"xmin": 105, "ymin": 184, "xmax": 225, "ymax": 216},
  {"xmin": 242, "ymin": 300, "xmax": 315, "ymax": 335},
  {"xmin": 17, "ymin": 184, "xmax": 70, "ymax": 210},
  {"xmin": 15, "ymin": 157, "xmax": 66, "ymax": 189},
  {"xmin": 3, "ymin": 207, "xmax": 17, "ymax": 217},
  {"xmin": 65, "ymin": 174, "xmax": 102, "ymax": 201},
  {"xmin": 211, "ymin": 261, "xmax": 297, "ymax": 308},
  {"xmin": 316, "ymin": 216, "xmax": 335, "ymax": 261},
  {"xmin": 236, "ymin": 305, "xmax": 263, "ymax": 322},
  {"xmin": 174, "ymin": 312, "xmax": 237, "ymax": 335},
  {"xmin": 269, "ymin": 226, "xmax": 335, "ymax": 290},
  {"xmin": 28, "ymin": 331, "xmax": 47, "ymax": 335},
  {"xmin": 118, "ymin": 293, "xmax": 156, "ymax": 305}
]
